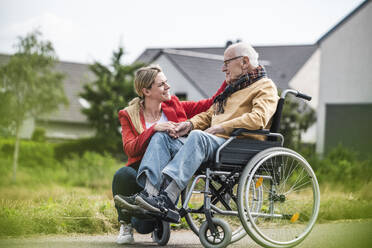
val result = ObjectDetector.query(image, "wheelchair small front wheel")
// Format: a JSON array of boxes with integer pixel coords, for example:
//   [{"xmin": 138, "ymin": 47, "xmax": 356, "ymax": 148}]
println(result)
[
  {"xmin": 181, "ymin": 175, "xmax": 248, "ymax": 243},
  {"xmin": 199, "ymin": 218, "xmax": 232, "ymax": 248},
  {"xmin": 152, "ymin": 220, "xmax": 170, "ymax": 246}
]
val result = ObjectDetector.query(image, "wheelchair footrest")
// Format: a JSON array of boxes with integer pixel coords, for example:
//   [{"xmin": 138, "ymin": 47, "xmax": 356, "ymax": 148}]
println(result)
[
  {"xmin": 122, "ymin": 207, "xmax": 180, "ymax": 223},
  {"xmin": 164, "ymin": 209, "xmax": 181, "ymax": 223}
]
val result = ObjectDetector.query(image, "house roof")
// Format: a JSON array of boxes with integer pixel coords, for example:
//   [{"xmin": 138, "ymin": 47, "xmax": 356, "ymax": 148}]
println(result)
[
  {"xmin": 135, "ymin": 44, "xmax": 317, "ymax": 95},
  {"xmin": 44, "ymin": 61, "xmax": 95, "ymax": 124},
  {"xmin": 163, "ymin": 49, "xmax": 225, "ymax": 97},
  {"xmin": 0, "ymin": 53, "xmax": 94, "ymax": 124},
  {"xmin": 317, "ymin": 0, "xmax": 370, "ymax": 44}
]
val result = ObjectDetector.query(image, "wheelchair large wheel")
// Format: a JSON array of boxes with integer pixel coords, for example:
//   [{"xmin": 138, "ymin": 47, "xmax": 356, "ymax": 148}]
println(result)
[
  {"xmin": 199, "ymin": 218, "xmax": 232, "ymax": 248},
  {"xmin": 181, "ymin": 174, "xmax": 262, "ymax": 244},
  {"xmin": 238, "ymin": 147, "xmax": 320, "ymax": 248},
  {"xmin": 152, "ymin": 220, "xmax": 170, "ymax": 246}
]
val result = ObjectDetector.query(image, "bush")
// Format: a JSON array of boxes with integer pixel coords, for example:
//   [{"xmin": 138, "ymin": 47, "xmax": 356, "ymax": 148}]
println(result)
[
  {"xmin": 310, "ymin": 145, "xmax": 372, "ymax": 189},
  {"xmin": 59, "ymin": 151, "xmax": 120, "ymax": 189},
  {"xmin": 54, "ymin": 137, "xmax": 124, "ymax": 161},
  {"xmin": 0, "ymin": 139, "xmax": 55, "ymax": 168},
  {"xmin": 31, "ymin": 127, "xmax": 46, "ymax": 142}
]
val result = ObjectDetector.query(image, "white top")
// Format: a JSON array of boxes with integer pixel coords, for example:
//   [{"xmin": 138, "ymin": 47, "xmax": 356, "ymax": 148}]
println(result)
[{"xmin": 145, "ymin": 111, "xmax": 168, "ymax": 129}]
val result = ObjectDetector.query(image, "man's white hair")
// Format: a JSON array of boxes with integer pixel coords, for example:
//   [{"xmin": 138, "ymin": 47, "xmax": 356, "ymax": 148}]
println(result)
[{"xmin": 228, "ymin": 42, "xmax": 259, "ymax": 67}]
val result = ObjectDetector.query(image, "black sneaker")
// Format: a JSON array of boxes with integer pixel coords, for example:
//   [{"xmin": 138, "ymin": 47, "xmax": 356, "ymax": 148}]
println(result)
[
  {"xmin": 135, "ymin": 191, "xmax": 176, "ymax": 213},
  {"xmin": 114, "ymin": 194, "xmax": 140, "ymax": 211}
]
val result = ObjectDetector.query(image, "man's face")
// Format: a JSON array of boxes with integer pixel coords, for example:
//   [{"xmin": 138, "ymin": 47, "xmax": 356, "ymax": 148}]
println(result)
[{"xmin": 222, "ymin": 48, "xmax": 244, "ymax": 84}]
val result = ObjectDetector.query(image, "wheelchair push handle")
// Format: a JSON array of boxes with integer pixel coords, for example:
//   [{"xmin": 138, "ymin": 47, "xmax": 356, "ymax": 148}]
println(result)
[
  {"xmin": 296, "ymin": 92, "xmax": 312, "ymax": 101},
  {"xmin": 281, "ymin": 89, "xmax": 312, "ymax": 101}
]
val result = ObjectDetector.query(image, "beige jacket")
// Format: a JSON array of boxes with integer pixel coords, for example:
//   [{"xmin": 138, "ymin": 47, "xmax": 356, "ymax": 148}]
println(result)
[{"xmin": 190, "ymin": 78, "xmax": 279, "ymax": 140}]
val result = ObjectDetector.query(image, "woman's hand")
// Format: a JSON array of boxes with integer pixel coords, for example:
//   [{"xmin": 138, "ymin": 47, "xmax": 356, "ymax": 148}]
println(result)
[{"xmin": 154, "ymin": 122, "xmax": 178, "ymax": 138}]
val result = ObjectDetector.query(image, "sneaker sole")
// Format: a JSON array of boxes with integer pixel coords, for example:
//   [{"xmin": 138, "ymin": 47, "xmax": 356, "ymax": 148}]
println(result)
[
  {"xmin": 135, "ymin": 196, "xmax": 162, "ymax": 213},
  {"xmin": 114, "ymin": 195, "xmax": 141, "ymax": 211},
  {"xmin": 116, "ymin": 237, "xmax": 134, "ymax": 245}
]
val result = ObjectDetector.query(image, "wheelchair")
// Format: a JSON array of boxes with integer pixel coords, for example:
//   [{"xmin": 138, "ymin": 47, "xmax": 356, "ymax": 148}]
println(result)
[
  {"xmin": 178, "ymin": 89, "xmax": 320, "ymax": 248},
  {"xmin": 126, "ymin": 89, "xmax": 320, "ymax": 247}
]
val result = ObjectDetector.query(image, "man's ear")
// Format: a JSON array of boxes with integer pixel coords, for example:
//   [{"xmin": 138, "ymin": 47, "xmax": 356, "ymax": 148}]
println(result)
[
  {"xmin": 241, "ymin": 56, "xmax": 250, "ymax": 70},
  {"xmin": 242, "ymin": 56, "xmax": 250, "ymax": 65}
]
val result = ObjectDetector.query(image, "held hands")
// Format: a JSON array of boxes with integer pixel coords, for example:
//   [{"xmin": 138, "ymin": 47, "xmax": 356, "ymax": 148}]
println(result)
[
  {"xmin": 174, "ymin": 121, "xmax": 193, "ymax": 138},
  {"xmin": 154, "ymin": 122, "xmax": 177, "ymax": 134},
  {"xmin": 154, "ymin": 121, "xmax": 188, "ymax": 138},
  {"xmin": 155, "ymin": 121, "xmax": 224, "ymax": 139}
]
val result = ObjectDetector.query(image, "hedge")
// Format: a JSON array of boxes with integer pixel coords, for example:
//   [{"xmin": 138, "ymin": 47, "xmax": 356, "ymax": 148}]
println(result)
[{"xmin": 0, "ymin": 139, "xmax": 55, "ymax": 168}]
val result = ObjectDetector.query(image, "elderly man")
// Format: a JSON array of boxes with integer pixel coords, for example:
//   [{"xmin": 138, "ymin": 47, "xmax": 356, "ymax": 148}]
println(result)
[{"xmin": 116, "ymin": 42, "xmax": 278, "ymax": 216}]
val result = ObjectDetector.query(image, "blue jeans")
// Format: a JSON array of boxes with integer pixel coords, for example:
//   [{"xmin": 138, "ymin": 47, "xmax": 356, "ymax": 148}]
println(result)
[
  {"xmin": 112, "ymin": 166, "xmax": 156, "ymax": 234},
  {"xmin": 137, "ymin": 130, "xmax": 226, "ymax": 190}
]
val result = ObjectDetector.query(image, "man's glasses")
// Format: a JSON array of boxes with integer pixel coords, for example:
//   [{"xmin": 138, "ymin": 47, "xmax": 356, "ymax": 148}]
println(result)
[{"xmin": 223, "ymin": 56, "xmax": 243, "ymax": 67}]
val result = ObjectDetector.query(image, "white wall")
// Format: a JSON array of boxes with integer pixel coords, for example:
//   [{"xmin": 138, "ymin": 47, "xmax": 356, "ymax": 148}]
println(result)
[
  {"xmin": 288, "ymin": 49, "xmax": 321, "ymax": 143},
  {"xmin": 154, "ymin": 55, "xmax": 205, "ymax": 101},
  {"xmin": 19, "ymin": 118, "xmax": 35, "ymax": 139},
  {"xmin": 316, "ymin": 1, "xmax": 372, "ymax": 153},
  {"xmin": 20, "ymin": 118, "xmax": 95, "ymax": 140},
  {"xmin": 37, "ymin": 121, "xmax": 95, "ymax": 140},
  {"xmin": 289, "ymin": 49, "xmax": 321, "ymax": 110}
]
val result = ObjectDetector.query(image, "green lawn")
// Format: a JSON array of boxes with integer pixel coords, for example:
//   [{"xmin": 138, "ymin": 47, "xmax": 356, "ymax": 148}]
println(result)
[{"xmin": 1, "ymin": 151, "xmax": 371, "ymax": 237}]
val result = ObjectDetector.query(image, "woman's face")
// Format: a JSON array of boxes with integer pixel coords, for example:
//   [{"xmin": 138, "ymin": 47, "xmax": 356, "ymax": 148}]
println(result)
[{"xmin": 145, "ymin": 72, "xmax": 171, "ymax": 102}]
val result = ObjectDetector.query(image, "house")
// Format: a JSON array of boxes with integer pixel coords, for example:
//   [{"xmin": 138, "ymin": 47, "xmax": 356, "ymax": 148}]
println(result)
[
  {"xmin": 136, "ymin": 45, "xmax": 316, "ymax": 101},
  {"xmin": 289, "ymin": 0, "xmax": 372, "ymax": 155},
  {"xmin": 0, "ymin": 54, "xmax": 96, "ymax": 141}
]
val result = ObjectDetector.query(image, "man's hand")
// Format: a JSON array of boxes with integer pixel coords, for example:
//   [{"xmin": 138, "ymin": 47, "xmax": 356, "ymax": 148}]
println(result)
[
  {"xmin": 174, "ymin": 121, "xmax": 193, "ymax": 138},
  {"xmin": 204, "ymin": 125, "xmax": 224, "ymax": 135}
]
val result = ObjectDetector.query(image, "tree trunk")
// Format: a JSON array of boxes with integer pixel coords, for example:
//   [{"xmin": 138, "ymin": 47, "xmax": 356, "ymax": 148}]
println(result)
[{"xmin": 12, "ymin": 125, "xmax": 20, "ymax": 182}]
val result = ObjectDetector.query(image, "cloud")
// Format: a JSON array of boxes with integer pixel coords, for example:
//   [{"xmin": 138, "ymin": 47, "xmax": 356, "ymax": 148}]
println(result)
[{"xmin": 0, "ymin": 12, "xmax": 80, "ymax": 51}]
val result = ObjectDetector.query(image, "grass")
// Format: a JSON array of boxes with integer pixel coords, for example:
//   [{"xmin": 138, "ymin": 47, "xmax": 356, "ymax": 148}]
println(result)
[
  {"xmin": 0, "ymin": 152, "xmax": 121, "ymax": 237},
  {"xmin": 318, "ymin": 183, "xmax": 372, "ymax": 222},
  {"xmin": 0, "ymin": 185, "xmax": 118, "ymax": 237},
  {"xmin": 1, "ymin": 150, "xmax": 372, "ymax": 237}
]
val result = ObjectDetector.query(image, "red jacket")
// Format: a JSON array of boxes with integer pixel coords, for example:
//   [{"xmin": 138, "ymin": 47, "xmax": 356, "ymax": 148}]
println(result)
[{"xmin": 118, "ymin": 82, "xmax": 227, "ymax": 168}]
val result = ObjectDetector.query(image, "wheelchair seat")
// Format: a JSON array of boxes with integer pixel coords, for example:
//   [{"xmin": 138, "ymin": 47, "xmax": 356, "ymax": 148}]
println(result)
[
  {"xmin": 199, "ymin": 138, "xmax": 281, "ymax": 172},
  {"xmin": 218, "ymin": 138, "xmax": 281, "ymax": 168}
]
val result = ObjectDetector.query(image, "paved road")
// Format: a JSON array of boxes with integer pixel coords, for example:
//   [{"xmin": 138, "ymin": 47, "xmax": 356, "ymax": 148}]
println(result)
[{"xmin": 1, "ymin": 220, "xmax": 371, "ymax": 248}]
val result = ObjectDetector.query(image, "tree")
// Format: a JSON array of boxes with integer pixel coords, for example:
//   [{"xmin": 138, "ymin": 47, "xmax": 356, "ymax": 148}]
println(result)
[
  {"xmin": 280, "ymin": 94, "xmax": 316, "ymax": 149},
  {"xmin": 80, "ymin": 47, "xmax": 143, "ymax": 154},
  {"xmin": 0, "ymin": 30, "xmax": 68, "ymax": 181}
]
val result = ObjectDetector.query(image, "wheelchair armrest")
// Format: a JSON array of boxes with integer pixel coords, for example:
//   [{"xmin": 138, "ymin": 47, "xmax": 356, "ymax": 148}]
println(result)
[
  {"xmin": 231, "ymin": 128, "xmax": 270, "ymax": 137},
  {"xmin": 230, "ymin": 128, "xmax": 284, "ymax": 147}
]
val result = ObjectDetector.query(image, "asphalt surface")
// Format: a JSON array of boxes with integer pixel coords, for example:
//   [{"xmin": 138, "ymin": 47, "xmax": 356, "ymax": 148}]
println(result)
[{"xmin": 0, "ymin": 220, "xmax": 371, "ymax": 248}]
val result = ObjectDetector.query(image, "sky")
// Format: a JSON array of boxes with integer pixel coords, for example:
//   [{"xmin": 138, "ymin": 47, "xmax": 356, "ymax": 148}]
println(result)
[{"xmin": 0, "ymin": 0, "xmax": 366, "ymax": 65}]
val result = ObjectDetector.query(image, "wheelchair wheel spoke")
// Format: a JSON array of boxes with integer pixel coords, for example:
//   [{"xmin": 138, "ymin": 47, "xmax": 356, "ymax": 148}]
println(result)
[
  {"xmin": 280, "ymin": 158, "xmax": 298, "ymax": 193},
  {"xmin": 284, "ymin": 180, "xmax": 312, "ymax": 196}
]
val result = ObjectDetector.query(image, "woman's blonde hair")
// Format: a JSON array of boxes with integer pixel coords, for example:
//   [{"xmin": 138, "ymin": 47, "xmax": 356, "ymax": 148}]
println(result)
[{"xmin": 126, "ymin": 65, "xmax": 163, "ymax": 133}]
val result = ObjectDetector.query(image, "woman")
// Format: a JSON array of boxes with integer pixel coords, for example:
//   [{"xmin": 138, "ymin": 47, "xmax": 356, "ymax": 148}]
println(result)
[{"xmin": 112, "ymin": 65, "xmax": 226, "ymax": 244}]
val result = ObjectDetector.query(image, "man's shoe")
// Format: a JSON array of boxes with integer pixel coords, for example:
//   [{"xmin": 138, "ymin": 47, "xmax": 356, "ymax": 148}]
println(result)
[
  {"xmin": 114, "ymin": 194, "xmax": 140, "ymax": 211},
  {"xmin": 135, "ymin": 191, "xmax": 176, "ymax": 213},
  {"xmin": 116, "ymin": 223, "xmax": 134, "ymax": 244}
]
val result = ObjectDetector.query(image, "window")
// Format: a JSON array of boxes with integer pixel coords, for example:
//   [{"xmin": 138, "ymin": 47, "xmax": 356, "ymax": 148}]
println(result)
[{"xmin": 175, "ymin": 93, "xmax": 187, "ymax": 101}]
